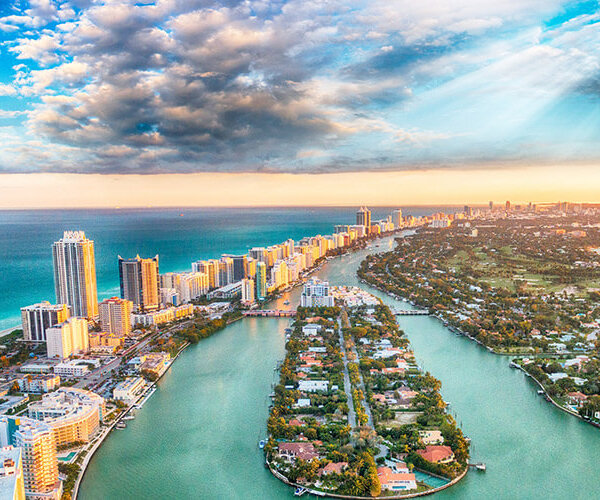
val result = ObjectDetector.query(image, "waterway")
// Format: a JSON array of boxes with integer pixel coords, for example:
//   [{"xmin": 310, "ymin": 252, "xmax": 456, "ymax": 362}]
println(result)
[{"xmin": 79, "ymin": 235, "xmax": 600, "ymax": 499}]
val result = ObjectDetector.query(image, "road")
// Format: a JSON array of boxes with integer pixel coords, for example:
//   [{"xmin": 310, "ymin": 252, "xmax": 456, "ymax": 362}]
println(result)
[{"xmin": 337, "ymin": 318, "xmax": 356, "ymax": 428}]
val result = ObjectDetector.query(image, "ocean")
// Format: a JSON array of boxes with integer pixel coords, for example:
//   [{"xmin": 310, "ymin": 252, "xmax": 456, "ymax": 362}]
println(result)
[{"xmin": 0, "ymin": 206, "xmax": 447, "ymax": 330}]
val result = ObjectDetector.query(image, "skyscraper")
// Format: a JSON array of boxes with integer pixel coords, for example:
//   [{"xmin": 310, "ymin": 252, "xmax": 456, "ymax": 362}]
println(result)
[
  {"xmin": 391, "ymin": 209, "xmax": 402, "ymax": 228},
  {"xmin": 219, "ymin": 257, "xmax": 234, "ymax": 286},
  {"xmin": 20, "ymin": 302, "xmax": 70, "ymax": 342},
  {"xmin": 241, "ymin": 278, "xmax": 255, "ymax": 304},
  {"xmin": 256, "ymin": 262, "xmax": 267, "ymax": 301},
  {"xmin": 356, "ymin": 206, "xmax": 371, "ymax": 233},
  {"xmin": 99, "ymin": 297, "xmax": 133, "ymax": 336},
  {"xmin": 52, "ymin": 231, "xmax": 98, "ymax": 319},
  {"xmin": 300, "ymin": 279, "xmax": 334, "ymax": 307},
  {"xmin": 0, "ymin": 445, "xmax": 25, "ymax": 500},
  {"xmin": 118, "ymin": 255, "xmax": 160, "ymax": 313},
  {"xmin": 222, "ymin": 254, "xmax": 248, "ymax": 281}
]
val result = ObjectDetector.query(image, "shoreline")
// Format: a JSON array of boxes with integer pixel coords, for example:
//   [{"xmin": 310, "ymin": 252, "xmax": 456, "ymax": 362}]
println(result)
[
  {"xmin": 360, "ymin": 277, "xmax": 600, "ymax": 429},
  {"xmin": 72, "ymin": 340, "xmax": 189, "ymax": 499},
  {"xmin": 72, "ymin": 232, "xmax": 400, "ymax": 497},
  {"xmin": 266, "ymin": 459, "xmax": 468, "ymax": 500}
]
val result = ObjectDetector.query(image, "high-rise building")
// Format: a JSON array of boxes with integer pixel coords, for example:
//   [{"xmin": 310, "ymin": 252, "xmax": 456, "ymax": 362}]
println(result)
[
  {"xmin": 391, "ymin": 209, "xmax": 402, "ymax": 228},
  {"xmin": 0, "ymin": 445, "xmax": 25, "ymax": 500},
  {"xmin": 99, "ymin": 297, "xmax": 132, "ymax": 336},
  {"xmin": 0, "ymin": 416, "xmax": 60, "ymax": 499},
  {"xmin": 27, "ymin": 388, "xmax": 105, "ymax": 448},
  {"xmin": 241, "ymin": 279, "xmax": 255, "ymax": 304},
  {"xmin": 505, "ymin": 200, "xmax": 511, "ymax": 211},
  {"xmin": 222, "ymin": 254, "xmax": 248, "ymax": 282},
  {"xmin": 219, "ymin": 257, "xmax": 234, "ymax": 286},
  {"xmin": 300, "ymin": 279, "xmax": 334, "ymax": 307},
  {"xmin": 249, "ymin": 247, "xmax": 267, "ymax": 265},
  {"xmin": 246, "ymin": 257, "xmax": 257, "ymax": 279},
  {"xmin": 52, "ymin": 231, "xmax": 98, "ymax": 319},
  {"xmin": 489, "ymin": 201, "xmax": 493, "ymax": 211},
  {"xmin": 177, "ymin": 272, "xmax": 209, "ymax": 302},
  {"xmin": 20, "ymin": 302, "xmax": 70, "ymax": 343},
  {"xmin": 256, "ymin": 262, "xmax": 267, "ymax": 301},
  {"xmin": 46, "ymin": 317, "xmax": 89, "ymax": 359},
  {"xmin": 118, "ymin": 255, "xmax": 160, "ymax": 313},
  {"xmin": 356, "ymin": 207, "xmax": 372, "ymax": 233}
]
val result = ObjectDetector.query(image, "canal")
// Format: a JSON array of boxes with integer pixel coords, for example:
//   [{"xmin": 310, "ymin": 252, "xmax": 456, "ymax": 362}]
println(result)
[{"xmin": 79, "ymin": 236, "xmax": 600, "ymax": 499}]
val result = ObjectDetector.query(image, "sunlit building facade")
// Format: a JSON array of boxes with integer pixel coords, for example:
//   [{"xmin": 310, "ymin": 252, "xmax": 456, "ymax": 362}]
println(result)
[
  {"xmin": 20, "ymin": 303, "xmax": 70, "ymax": 343},
  {"xmin": 99, "ymin": 297, "xmax": 132, "ymax": 336},
  {"xmin": 118, "ymin": 255, "xmax": 160, "ymax": 313},
  {"xmin": 52, "ymin": 231, "xmax": 98, "ymax": 319}
]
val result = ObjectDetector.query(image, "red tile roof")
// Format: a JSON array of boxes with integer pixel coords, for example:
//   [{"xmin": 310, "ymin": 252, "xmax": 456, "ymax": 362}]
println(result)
[{"xmin": 416, "ymin": 445, "xmax": 454, "ymax": 463}]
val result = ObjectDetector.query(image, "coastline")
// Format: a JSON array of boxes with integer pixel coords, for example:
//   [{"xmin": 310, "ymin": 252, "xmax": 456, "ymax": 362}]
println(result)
[
  {"xmin": 72, "ymin": 340, "xmax": 189, "ymax": 499},
  {"xmin": 266, "ymin": 459, "xmax": 468, "ymax": 500},
  {"xmin": 359, "ymin": 276, "xmax": 599, "ymax": 429},
  {"xmin": 72, "ymin": 233, "xmax": 397, "ymax": 497}
]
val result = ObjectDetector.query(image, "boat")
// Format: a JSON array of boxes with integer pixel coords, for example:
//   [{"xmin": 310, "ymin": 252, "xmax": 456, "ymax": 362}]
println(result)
[
  {"xmin": 116, "ymin": 422, "xmax": 127, "ymax": 429},
  {"xmin": 537, "ymin": 390, "xmax": 545, "ymax": 395},
  {"xmin": 258, "ymin": 440, "xmax": 265, "ymax": 449},
  {"xmin": 123, "ymin": 415, "xmax": 135, "ymax": 420},
  {"xmin": 509, "ymin": 361, "xmax": 519, "ymax": 368},
  {"xmin": 294, "ymin": 487, "xmax": 307, "ymax": 496}
]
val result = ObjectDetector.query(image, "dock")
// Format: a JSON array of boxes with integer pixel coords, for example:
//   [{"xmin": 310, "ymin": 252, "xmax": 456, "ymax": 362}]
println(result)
[{"xmin": 468, "ymin": 462, "xmax": 486, "ymax": 471}]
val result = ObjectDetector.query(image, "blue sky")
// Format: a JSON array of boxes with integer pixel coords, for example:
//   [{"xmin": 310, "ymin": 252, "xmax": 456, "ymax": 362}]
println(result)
[{"xmin": 0, "ymin": 0, "xmax": 599, "ymax": 175}]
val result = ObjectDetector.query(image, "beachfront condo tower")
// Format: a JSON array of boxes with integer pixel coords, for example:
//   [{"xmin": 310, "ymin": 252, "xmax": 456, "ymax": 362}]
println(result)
[
  {"xmin": 20, "ymin": 302, "xmax": 70, "ymax": 342},
  {"xmin": 256, "ymin": 262, "xmax": 267, "ymax": 301},
  {"xmin": 118, "ymin": 255, "xmax": 160, "ymax": 313},
  {"xmin": 356, "ymin": 206, "xmax": 372, "ymax": 233},
  {"xmin": 99, "ymin": 297, "xmax": 133, "ymax": 336},
  {"xmin": 52, "ymin": 231, "xmax": 98, "ymax": 319}
]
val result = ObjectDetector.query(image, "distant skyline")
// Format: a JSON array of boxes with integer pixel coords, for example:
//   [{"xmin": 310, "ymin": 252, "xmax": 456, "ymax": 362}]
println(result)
[{"xmin": 2, "ymin": 164, "xmax": 600, "ymax": 208}]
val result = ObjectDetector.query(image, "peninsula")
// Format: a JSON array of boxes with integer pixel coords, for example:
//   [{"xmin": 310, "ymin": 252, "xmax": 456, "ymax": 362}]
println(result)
[{"xmin": 266, "ymin": 283, "xmax": 469, "ymax": 497}]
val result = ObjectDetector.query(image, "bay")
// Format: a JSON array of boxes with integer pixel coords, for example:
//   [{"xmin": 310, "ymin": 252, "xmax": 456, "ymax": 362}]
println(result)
[{"xmin": 79, "ymin": 235, "xmax": 600, "ymax": 499}]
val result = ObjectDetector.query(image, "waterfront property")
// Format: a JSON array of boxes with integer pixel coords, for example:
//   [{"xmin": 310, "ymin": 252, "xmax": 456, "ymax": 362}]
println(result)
[
  {"xmin": 27, "ymin": 388, "xmax": 105, "ymax": 447},
  {"xmin": 266, "ymin": 290, "xmax": 469, "ymax": 497}
]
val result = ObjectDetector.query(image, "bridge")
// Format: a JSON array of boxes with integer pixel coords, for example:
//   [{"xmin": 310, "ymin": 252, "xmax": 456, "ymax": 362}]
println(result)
[
  {"xmin": 243, "ymin": 310, "xmax": 297, "ymax": 318},
  {"xmin": 392, "ymin": 309, "xmax": 429, "ymax": 316}
]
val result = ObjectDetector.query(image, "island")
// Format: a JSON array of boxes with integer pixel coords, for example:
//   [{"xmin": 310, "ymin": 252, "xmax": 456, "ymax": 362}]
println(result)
[{"xmin": 265, "ymin": 285, "xmax": 469, "ymax": 497}]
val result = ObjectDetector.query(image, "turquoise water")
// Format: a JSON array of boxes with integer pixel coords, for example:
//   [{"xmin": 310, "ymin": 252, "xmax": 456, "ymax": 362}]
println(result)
[
  {"xmin": 79, "ymin": 235, "xmax": 600, "ymax": 499},
  {"xmin": 0, "ymin": 207, "xmax": 438, "ymax": 330}
]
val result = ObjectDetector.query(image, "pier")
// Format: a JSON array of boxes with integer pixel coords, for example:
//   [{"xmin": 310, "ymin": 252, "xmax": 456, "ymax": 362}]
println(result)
[{"xmin": 242, "ymin": 310, "xmax": 297, "ymax": 318}]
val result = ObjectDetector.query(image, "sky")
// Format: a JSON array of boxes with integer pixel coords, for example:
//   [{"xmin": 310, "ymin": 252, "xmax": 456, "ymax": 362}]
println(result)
[{"xmin": 0, "ymin": 0, "xmax": 599, "ymax": 207}]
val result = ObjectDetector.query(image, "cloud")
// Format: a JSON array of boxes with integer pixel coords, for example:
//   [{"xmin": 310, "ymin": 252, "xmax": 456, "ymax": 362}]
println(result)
[{"xmin": 0, "ymin": 0, "xmax": 598, "ymax": 175}]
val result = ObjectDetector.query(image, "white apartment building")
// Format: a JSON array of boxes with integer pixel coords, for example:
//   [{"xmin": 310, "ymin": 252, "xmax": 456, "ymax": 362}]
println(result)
[
  {"xmin": 46, "ymin": 317, "xmax": 89, "ymax": 359},
  {"xmin": 300, "ymin": 279, "xmax": 334, "ymax": 308}
]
